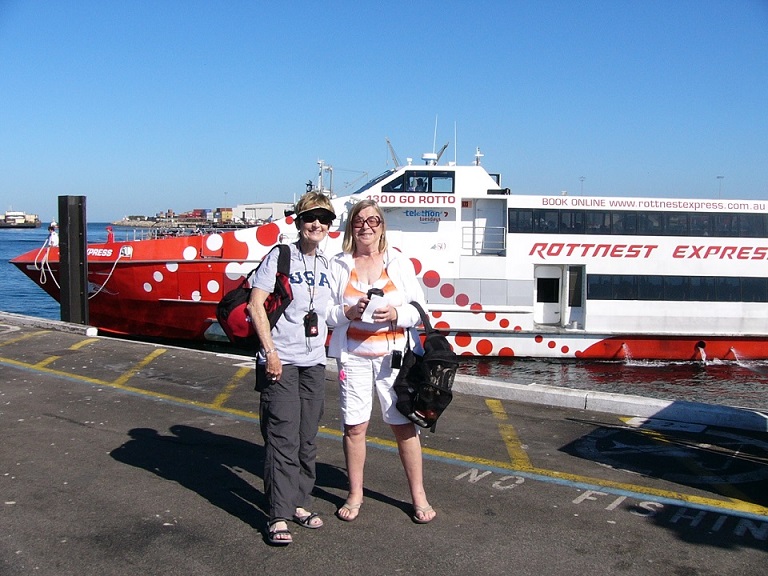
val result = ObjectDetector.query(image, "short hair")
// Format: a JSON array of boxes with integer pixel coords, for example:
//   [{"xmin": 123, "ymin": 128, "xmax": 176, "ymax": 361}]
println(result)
[
  {"xmin": 342, "ymin": 199, "xmax": 388, "ymax": 254},
  {"xmin": 294, "ymin": 191, "xmax": 334, "ymax": 217}
]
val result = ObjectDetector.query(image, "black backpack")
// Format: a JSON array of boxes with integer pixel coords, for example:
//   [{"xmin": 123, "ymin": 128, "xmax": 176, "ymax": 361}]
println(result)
[
  {"xmin": 216, "ymin": 244, "xmax": 292, "ymax": 349},
  {"xmin": 394, "ymin": 301, "xmax": 458, "ymax": 432}
]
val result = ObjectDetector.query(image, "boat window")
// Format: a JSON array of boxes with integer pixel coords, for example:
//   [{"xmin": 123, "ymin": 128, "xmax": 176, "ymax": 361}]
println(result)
[
  {"xmin": 567, "ymin": 266, "xmax": 584, "ymax": 306},
  {"xmin": 638, "ymin": 213, "xmax": 662, "ymax": 235},
  {"xmin": 715, "ymin": 277, "xmax": 741, "ymax": 301},
  {"xmin": 664, "ymin": 276, "xmax": 687, "ymax": 300},
  {"xmin": 689, "ymin": 214, "xmax": 713, "ymax": 237},
  {"xmin": 382, "ymin": 175, "xmax": 406, "ymax": 192},
  {"xmin": 354, "ymin": 169, "xmax": 397, "ymax": 194},
  {"xmin": 688, "ymin": 277, "xmax": 717, "ymax": 301},
  {"xmin": 739, "ymin": 214, "xmax": 766, "ymax": 238},
  {"xmin": 613, "ymin": 276, "xmax": 636, "ymax": 299},
  {"xmin": 586, "ymin": 212, "xmax": 610, "ymax": 234},
  {"xmin": 664, "ymin": 213, "xmax": 689, "ymax": 236},
  {"xmin": 714, "ymin": 214, "xmax": 739, "ymax": 237},
  {"xmin": 560, "ymin": 211, "xmax": 585, "ymax": 233},
  {"xmin": 586, "ymin": 275, "xmax": 612, "ymax": 299},
  {"xmin": 405, "ymin": 172, "xmax": 430, "ymax": 192},
  {"xmin": 536, "ymin": 277, "xmax": 559, "ymax": 303},
  {"xmin": 611, "ymin": 212, "xmax": 637, "ymax": 235},
  {"xmin": 740, "ymin": 277, "xmax": 768, "ymax": 302},
  {"xmin": 430, "ymin": 172, "xmax": 455, "ymax": 193},
  {"xmin": 509, "ymin": 209, "xmax": 533, "ymax": 233},
  {"xmin": 507, "ymin": 207, "xmax": 768, "ymax": 239},
  {"xmin": 588, "ymin": 274, "xmax": 764, "ymax": 302},
  {"xmin": 533, "ymin": 210, "xmax": 559, "ymax": 233},
  {"xmin": 637, "ymin": 276, "xmax": 664, "ymax": 300}
]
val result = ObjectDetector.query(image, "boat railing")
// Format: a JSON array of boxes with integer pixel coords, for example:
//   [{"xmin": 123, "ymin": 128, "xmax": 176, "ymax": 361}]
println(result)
[
  {"xmin": 461, "ymin": 226, "xmax": 506, "ymax": 255},
  {"xmin": 112, "ymin": 225, "xmax": 254, "ymax": 242}
]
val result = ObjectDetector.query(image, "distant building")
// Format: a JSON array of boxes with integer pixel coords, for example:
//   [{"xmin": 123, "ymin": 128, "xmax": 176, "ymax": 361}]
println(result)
[{"xmin": 232, "ymin": 202, "xmax": 293, "ymax": 225}]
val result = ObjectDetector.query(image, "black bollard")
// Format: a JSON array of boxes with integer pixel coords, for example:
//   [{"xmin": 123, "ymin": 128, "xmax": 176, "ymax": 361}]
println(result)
[{"xmin": 58, "ymin": 195, "xmax": 89, "ymax": 325}]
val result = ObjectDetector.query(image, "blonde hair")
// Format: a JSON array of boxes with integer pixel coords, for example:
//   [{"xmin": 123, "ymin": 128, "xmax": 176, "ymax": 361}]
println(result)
[
  {"xmin": 342, "ymin": 199, "xmax": 388, "ymax": 254},
  {"xmin": 294, "ymin": 191, "xmax": 335, "ymax": 218}
]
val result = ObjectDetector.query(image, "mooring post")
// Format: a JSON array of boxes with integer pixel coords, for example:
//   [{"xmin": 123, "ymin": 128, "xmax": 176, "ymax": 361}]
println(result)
[{"xmin": 58, "ymin": 195, "xmax": 89, "ymax": 325}]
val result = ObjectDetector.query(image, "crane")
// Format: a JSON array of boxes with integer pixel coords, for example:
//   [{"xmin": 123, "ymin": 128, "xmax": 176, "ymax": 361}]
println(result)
[
  {"xmin": 385, "ymin": 137, "xmax": 401, "ymax": 168},
  {"xmin": 435, "ymin": 141, "xmax": 449, "ymax": 163}
]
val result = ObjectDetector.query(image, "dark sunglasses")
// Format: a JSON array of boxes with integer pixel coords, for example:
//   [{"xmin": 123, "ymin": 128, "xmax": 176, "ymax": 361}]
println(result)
[
  {"xmin": 352, "ymin": 215, "xmax": 382, "ymax": 229},
  {"xmin": 299, "ymin": 212, "xmax": 334, "ymax": 225}
]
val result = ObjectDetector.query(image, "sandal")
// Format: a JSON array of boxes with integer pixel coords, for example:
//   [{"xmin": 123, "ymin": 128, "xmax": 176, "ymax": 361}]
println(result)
[
  {"xmin": 266, "ymin": 519, "xmax": 292, "ymax": 546},
  {"xmin": 335, "ymin": 501, "xmax": 362, "ymax": 522},
  {"xmin": 412, "ymin": 505, "xmax": 436, "ymax": 524},
  {"xmin": 293, "ymin": 511, "xmax": 323, "ymax": 529}
]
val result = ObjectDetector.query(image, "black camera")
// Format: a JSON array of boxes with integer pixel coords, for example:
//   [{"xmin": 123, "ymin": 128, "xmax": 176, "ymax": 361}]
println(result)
[
  {"xmin": 391, "ymin": 349, "xmax": 402, "ymax": 369},
  {"xmin": 367, "ymin": 287, "xmax": 384, "ymax": 299},
  {"xmin": 304, "ymin": 311, "xmax": 319, "ymax": 337}
]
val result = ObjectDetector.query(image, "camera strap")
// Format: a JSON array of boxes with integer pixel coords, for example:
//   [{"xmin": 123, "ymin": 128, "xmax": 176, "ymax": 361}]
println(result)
[{"xmin": 301, "ymin": 249, "xmax": 318, "ymax": 352}]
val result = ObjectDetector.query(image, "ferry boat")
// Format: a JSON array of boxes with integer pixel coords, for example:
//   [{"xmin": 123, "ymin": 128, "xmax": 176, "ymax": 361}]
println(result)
[
  {"xmin": 10, "ymin": 149, "xmax": 768, "ymax": 360},
  {"xmin": 1, "ymin": 210, "xmax": 41, "ymax": 228}
]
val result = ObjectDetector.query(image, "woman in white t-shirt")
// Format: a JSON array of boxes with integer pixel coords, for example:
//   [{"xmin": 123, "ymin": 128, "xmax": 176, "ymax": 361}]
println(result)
[{"xmin": 327, "ymin": 199, "xmax": 436, "ymax": 525}]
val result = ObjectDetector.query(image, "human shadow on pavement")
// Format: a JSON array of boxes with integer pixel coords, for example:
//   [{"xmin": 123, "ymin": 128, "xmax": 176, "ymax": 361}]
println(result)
[
  {"xmin": 110, "ymin": 426, "xmax": 268, "ymax": 529},
  {"xmin": 110, "ymin": 425, "xmax": 407, "ymax": 528}
]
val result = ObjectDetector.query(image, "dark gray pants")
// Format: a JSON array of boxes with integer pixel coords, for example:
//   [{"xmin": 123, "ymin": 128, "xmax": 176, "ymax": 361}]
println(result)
[{"xmin": 258, "ymin": 363, "xmax": 325, "ymax": 522}]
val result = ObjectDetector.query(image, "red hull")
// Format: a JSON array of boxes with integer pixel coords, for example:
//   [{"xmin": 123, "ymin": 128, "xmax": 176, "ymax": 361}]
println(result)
[{"xmin": 11, "ymin": 225, "xmax": 768, "ymax": 360}]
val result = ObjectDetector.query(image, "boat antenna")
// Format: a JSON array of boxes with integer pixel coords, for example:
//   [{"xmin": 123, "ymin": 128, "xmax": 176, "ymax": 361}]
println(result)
[
  {"xmin": 432, "ymin": 114, "xmax": 438, "ymax": 154},
  {"xmin": 454, "ymin": 122, "xmax": 457, "ymax": 165},
  {"xmin": 474, "ymin": 147, "xmax": 484, "ymax": 166}
]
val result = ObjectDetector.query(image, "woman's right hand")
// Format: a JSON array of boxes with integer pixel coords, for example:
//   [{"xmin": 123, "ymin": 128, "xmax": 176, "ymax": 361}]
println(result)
[{"xmin": 345, "ymin": 297, "xmax": 369, "ymax": 321}]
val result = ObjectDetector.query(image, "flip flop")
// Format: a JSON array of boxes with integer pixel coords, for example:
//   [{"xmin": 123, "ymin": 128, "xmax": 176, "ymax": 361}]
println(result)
[
  {"xmin": 266, "ymin": 519, "xmax": 292, "ymax": 546},
  {"xmin": 335, "ymin": 501, "xmax": 362, "ymax": 522},
  {"xmin": 412, "ymin": 505, "xmax": 436, "ymax": 524},
  {"xmin": 293, "ymin": 511, "xmax": 323, "ymax": 529}
]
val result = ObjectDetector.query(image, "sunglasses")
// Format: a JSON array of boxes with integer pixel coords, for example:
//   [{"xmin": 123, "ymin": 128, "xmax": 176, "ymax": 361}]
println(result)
[
  {"xmin": 299, "ymin": 212, "xmax": 334, "ymax": 225},
  {"xmin": 352, "ymin": 216, "xmax": 382, "ymax": 229}
]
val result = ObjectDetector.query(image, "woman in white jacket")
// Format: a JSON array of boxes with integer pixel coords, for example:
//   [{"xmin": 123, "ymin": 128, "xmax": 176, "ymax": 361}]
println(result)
[{"xmin": 327, "ymin": 199, "xmax": 436, "ymax": 524}]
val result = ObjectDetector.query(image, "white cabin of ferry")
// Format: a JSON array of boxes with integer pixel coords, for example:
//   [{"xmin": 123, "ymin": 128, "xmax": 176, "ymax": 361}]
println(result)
[{"xmin": 342, "ymin": 148, "xmax": 768, "ymax": 360}]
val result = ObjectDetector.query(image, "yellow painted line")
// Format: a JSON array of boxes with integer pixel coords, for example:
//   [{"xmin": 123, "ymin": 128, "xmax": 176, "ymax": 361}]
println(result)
[
  {"xmin": 211, "ymin": 366, "xmax": 251, "ymax": 408},
  {"xmin": 485, "ymin": 397, "xmax": 768, "ymax": 517},
  {"xmin": 34, "ymin": 356, "xmax": 61, "ymax": 368},
  {"xmin": 2, "ymin": 351, "xmax": 766, "ymax": 517},
  {"xmin": 32, "ymin": 338, "xmax": 100, "ymax": 369},
  {"xmin": 1, "ymin": 356, "xmax": 110, "ymax": 386},
  {"xmin": 70, "ymin": 338, "xmax": 99, "ymax": 350},
  {"xmin": 110, "ymin": 348, "xmax": 167, "ymax": 386},
  {"xmin": 0, "ymin": 353, "xmax": 259, "ymax": 420},
  {"xmin": 0, "ymin": 330, "xmax": 51, "ymax": 346},
  {"xmin": 486, "ymin": 399, "xmax": 534, "ymax": 470}
]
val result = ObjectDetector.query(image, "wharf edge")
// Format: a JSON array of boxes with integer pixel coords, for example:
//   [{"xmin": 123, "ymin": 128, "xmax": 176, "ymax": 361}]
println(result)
[{"xmin": 2, "ymin": 310, "xmax": 766, "ymax": 433}]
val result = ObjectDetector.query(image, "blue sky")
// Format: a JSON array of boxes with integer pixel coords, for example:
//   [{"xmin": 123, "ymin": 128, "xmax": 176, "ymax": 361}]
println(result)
[{"xmin": 1, "ymin": 0, "xmax": 766, "ymax": 223}]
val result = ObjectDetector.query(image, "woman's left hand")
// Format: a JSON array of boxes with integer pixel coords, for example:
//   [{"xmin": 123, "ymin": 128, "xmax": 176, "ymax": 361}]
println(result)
[{"xmin": 370, "ymin": 303, "xmax": 397, "ymax": 324}]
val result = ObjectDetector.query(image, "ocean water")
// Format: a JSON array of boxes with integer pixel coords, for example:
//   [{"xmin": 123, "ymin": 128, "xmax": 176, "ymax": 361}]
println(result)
[{"xmin": 2, "ymin": 224, "xmax": 767, "ymax": 411}]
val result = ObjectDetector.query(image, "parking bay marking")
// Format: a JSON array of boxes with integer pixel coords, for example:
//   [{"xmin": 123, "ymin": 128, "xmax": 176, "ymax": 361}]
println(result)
[{"xmin": 2, "ymin": 350, "xmax": 766, "ymax": 521}]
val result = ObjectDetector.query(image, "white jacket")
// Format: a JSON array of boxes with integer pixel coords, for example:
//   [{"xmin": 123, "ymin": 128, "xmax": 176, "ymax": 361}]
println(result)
[{"xmin": 327, "ymin": 249, "xmax": 427, "ymax": 361}]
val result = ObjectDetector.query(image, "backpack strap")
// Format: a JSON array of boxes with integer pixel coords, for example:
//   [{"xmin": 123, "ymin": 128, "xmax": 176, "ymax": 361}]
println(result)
[
  {"xmin": 409, "ymin": 301, "xmax": 434, "ymax": 334},
  {"xmin": 245, "ymin": 244, "xmax": 290, "ymax": 284},
  {"xmin": 275, "ymin": 244, "xmax": 291, "ymax": 276}
]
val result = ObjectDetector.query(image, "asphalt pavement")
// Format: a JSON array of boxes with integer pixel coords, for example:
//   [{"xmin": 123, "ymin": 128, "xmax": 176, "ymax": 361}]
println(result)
[{"xmin": 1, "ymin": 312, "xmax": 767, "ymax": 575}]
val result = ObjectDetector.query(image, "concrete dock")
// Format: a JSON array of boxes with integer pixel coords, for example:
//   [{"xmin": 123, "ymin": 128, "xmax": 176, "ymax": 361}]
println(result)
[{"xmin": 1, "ymin": 312, "xmax": 767, "ymax": 575}]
